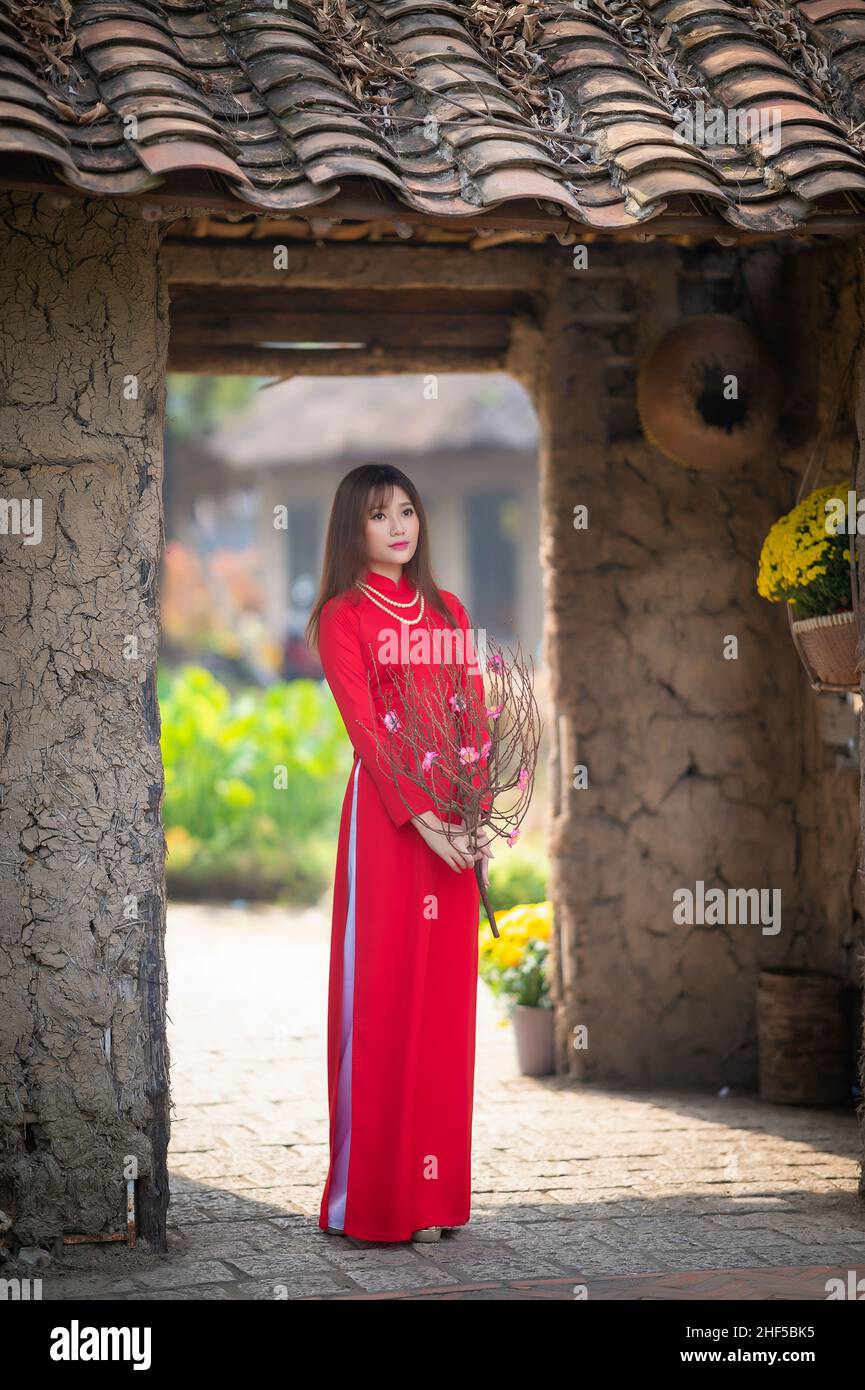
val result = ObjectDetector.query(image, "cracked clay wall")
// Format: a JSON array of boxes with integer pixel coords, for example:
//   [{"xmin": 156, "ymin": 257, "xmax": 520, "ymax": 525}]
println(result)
[
  {"xmin": 0, "ymin": 193, "xmax": 170, "ymax": 1251},
  {"xmin": 515, "ymin": 240, "xmax": 862, "ymax": 1088}
]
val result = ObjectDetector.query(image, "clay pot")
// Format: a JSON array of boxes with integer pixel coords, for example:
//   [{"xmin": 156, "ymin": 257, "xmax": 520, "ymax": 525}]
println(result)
[
  {"xmin": 512, "ymin": 1004, "xmax": 555, "ymax": 1076},
  {"xmin": 637, "ymin": 314, "xmax": 781, "ymax": 471}
]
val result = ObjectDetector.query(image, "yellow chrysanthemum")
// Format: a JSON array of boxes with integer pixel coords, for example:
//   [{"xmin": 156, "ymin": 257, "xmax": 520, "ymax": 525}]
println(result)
[
  {"xmin": 482, "ymin": 901, "xmax": 553, "ymax": 961},
  {"xmin": 756, "ymin": 482, "xmax": 852, "ymax": 617}
]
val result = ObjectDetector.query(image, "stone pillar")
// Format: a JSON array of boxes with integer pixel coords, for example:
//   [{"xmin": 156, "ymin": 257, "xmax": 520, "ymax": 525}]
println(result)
[
  {"xmin": 519, "ymin": 249, "xmax": 849, "ymax": 1086},
  {"xmin": 0, "ymin": 194, "xmax": 169, "ymax": 1252},
  {"xmin": 853, "ymin": 243, "xmax": 865, "ymax": 1195}
]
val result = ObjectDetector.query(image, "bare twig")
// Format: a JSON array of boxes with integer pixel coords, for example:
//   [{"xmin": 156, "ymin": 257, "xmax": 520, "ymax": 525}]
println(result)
[{"xmin": 368, "ymin": 633, "xmax": 542, "ymax": 937}]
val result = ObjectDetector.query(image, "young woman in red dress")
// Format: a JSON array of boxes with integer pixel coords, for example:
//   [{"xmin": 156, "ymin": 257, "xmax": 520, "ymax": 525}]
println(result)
[{"xmin": 306, "ymin": 462, "xmax": 493, "ymax": 1244}]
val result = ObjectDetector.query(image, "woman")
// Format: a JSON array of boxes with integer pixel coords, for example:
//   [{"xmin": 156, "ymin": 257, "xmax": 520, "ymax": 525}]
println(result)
[{"xmin": 306, "ymin": 462, "xmax": 493, "ymax": 1244}]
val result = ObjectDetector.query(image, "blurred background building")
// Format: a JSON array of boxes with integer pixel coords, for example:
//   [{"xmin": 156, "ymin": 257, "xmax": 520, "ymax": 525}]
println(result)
[{"xmin": 162, "ymin": 372, "xmax": 543, "ymax": 682}]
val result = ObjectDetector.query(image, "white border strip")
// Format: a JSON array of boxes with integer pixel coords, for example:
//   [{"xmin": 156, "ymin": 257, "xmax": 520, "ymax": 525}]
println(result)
[{"xmin": 327, "ymin": 758, "xmax": 361, "ymax": 1231}]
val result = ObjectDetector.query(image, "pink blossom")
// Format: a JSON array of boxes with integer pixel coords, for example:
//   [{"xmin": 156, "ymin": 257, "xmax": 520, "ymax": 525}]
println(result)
[
  {"xmin": 518, "ymin": 767, "xmax": 529, "ymax": 789},
  {"xmin": 507, "ymin": 828, "xmax": 521, "ymax": 847},
  {"xmin": 459, "ymin": 746, "xmax": 479, "ymax": 765},
  {"xmin": 448, "ymin": 691, "xmax": 466, "ymax": 712},
  {"xmin": 485, "ymin": 702, "xmax": 504, "ymax": 719},
  {"xmin": 382, "ymin": 710, "xmax": 401, "ymax": 733},
  {"xmin": 422, "ymin": 750, "xmax": 438, "ymax": 773},
  {"xmin": 481, "ymin": 738, "xmax": 492, "ymax": 760},
  {"xmin": 486, "ymin": 652, "xmax": 504, "ymax": 672}
]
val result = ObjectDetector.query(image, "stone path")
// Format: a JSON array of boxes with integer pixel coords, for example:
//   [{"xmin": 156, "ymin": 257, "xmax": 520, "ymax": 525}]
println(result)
[{"xmin": 33, "ymin": 903, "xmax": 865, "ymax": 1301}]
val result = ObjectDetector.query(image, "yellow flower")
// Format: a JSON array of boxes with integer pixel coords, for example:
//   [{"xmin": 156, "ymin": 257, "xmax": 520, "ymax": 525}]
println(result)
[
  {"xmin": 487, "ymin": 901, "xmax": 553, "ymax": 953},
  {"xmin": 757, "ymin": 483, "xmax": 851, "ymax": 610},
  {"xmin": 164, "ymin": 824, "xmax": 200, "ymax": 869}
]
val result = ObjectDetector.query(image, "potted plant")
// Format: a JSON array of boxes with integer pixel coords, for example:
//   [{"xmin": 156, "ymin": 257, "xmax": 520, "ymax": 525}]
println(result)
[
  {"xmin": 757, "ymin": 482, "xmax": 861, "ymax": 690},
  {"xmin": 478, "ymin": 900, "xmax": 554, "ymax": 1076}
]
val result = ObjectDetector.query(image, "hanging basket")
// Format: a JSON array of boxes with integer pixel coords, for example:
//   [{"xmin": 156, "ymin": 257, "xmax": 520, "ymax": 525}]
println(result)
[
  {"xmin": 767, "ymin": 326, "xmax": 865, "ymax": 695},
  {"xmin": 768, "ymin": 333, "xmax": 865, "ymax": 694},
  {"xmin": 789, "ymin": 609, "xmax": 862, "ymax": 692}
]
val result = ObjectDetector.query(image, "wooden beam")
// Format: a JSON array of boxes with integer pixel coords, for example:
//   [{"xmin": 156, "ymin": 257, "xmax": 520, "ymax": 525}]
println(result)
[
  {"xmin": 162, "ymin": 239, "xmax": 555, "ymax": 293},
  {"xmin": 170, "ymin": 282, "xmax": 536, "ymax": 315},
  {"xmin": 168, "ymin": 310, "xmax": 513, "ymax": 349},
  {"xmin": 166, "ymin": 344, "xmax": 508, "ymax": 375}
]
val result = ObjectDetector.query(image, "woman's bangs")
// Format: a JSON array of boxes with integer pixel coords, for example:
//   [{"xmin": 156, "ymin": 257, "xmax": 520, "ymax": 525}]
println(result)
[{"xmin": 366, "ymin": 482, "xmax": 394, "ymax": 515}]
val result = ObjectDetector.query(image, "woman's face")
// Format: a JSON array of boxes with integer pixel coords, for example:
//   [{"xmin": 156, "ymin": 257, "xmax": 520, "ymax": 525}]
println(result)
[{"xmin": 364, "ymin": 485, "xmax": 420, "ymax": 568}]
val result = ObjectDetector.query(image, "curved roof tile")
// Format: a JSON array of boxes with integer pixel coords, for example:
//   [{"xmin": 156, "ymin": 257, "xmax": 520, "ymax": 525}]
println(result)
[{"xmin": 0, "ymin": 0, "xmax": 864, "ymax": 233}]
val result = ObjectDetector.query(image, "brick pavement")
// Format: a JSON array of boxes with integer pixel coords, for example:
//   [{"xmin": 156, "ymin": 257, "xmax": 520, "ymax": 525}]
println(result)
[{"xmin": 27, "ymin": 903, "xmax": 865, "ymax": 1302}]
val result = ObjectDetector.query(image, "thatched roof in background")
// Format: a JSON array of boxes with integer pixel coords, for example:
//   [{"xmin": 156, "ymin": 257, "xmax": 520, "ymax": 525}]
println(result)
[
  {"xmin": 4, "ymin": 0, "xmax": 865, "ymax": 237},
  {"xmin": 208, "ymin": 372, "xmax": 538, "ymax": 469}
]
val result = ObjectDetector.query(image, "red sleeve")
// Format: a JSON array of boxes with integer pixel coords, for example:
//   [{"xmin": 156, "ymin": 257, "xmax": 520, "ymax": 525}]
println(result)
[
  {"xmin": 444, "ymin": 592, "xmax": 493, "ymax": 819},
  {"xmin": 318, "ymin": 596, "xmax": 437, "ymax": 828}
]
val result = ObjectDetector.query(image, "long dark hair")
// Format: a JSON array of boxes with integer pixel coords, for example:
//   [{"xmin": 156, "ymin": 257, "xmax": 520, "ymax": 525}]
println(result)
[{"xmin": 305, "ymin": 463, "xmax": 458, "ymax": 652}]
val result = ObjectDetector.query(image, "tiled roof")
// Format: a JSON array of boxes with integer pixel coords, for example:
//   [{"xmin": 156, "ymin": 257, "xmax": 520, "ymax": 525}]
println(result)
[{"xmin": 4, "ymin": 0, "xmax": 865, "ymax": 233}]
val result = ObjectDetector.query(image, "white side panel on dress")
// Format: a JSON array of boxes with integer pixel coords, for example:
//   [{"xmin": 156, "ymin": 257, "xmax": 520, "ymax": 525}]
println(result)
[{"xmin": 327, "ymin": 757, "xmax": 361, "ymax": 1230}]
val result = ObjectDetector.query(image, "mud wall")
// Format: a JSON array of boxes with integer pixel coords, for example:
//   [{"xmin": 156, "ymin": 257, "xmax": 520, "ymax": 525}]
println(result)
[
  {"xmin": 511, "ymin": 238, "xmax": 862, "ymax": 1087},
  {"xmin": 0, "ymin": 193, "xmax": 169, "ymax": 1251}
]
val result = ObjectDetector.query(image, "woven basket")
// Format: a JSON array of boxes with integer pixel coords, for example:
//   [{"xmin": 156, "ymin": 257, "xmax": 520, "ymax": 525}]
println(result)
[
  {"xmin": 757, "ymin": 969, "xmax": 848, "ymax": 1104},
  {"xmin": 790, "ymin": 609, "xmax": 861, "ymax": 691}
]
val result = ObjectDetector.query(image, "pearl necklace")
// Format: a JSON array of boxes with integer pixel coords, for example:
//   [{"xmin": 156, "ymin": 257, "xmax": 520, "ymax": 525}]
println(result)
[
  {"xmin": 356, "ymin": 580, "xmax": 426, "ymax": 625},
  {"xmin": 357, "ymin": 578, "xmax": 417, "ymax": 607}
]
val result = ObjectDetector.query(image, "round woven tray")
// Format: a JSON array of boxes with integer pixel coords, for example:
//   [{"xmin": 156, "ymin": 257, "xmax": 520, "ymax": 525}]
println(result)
[{"xmin": 790, "ymin": 609, "xmax": 861, "ymax": 691}]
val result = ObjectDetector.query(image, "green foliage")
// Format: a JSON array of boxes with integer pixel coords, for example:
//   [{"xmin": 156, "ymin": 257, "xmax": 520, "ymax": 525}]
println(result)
[
  {"xmin": 485, "ymin": 846, "xmax": 548, "ymax": 913},
  {"xmin": 159, "ymin": 665, "xmax": 551, "ymax": 911},
  {"xmin": 159, "ymin": 665, "xmax": 352, "ymax": 903},
  {"xmin": 165, "ymin": 374, "xmax": 260, "ymax": 441}
]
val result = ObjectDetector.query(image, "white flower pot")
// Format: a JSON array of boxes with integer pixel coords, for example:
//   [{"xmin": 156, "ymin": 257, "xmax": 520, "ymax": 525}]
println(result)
[{"xmin": 512, "ymin": 1004, "xmax": 554, "ymax": 1076}]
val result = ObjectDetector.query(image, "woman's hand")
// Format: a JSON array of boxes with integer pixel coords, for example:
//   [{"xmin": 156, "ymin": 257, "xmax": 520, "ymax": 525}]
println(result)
[{"xmin": 410, "ymin": 811, "xmax": 478, "ymax": 874}]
